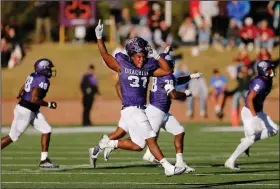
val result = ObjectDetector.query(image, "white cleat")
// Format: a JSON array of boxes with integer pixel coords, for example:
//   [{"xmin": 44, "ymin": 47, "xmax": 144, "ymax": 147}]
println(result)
[
  {"xmin": 143, "ymin": 152, "xmax": 159, "ymax": 164},
  {"xmin": 165, "ymin": 166, "xmax": 186, "ymax": 177},
  {"xmin": 104, "ymin": 147, "xmax": 114, "ymax": 161},
  {"xmin": 89, "ymin": 146, "xmax": 102, "ymax": 168},
  {"xmin": 225, "ymin": 159, "xmax": 240, "ymax": 170},
  {"xmin": 175, "ymin": 162, "xmax": 195, "ymax": 173},
  {"xmin": 98, "ymin": 135, "xmax": 110, "ymax": 150}
]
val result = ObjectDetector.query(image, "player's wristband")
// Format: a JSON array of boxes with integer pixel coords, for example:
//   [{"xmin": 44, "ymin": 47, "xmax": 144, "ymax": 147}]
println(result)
[
  {"xmin": 48, "ymin": 102, "xmax": 51, "ymax": 108},
  {"xmin": 164, "ymin": 84, "xmax": 175, "ymax": 95}
]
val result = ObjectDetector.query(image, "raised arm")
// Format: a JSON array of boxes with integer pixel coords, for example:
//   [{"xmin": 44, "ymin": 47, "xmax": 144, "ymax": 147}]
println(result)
[
  {"xmin": 96, "ymin": 19, "xmax": 121, "ymax": 73},
  {"xmin": 177, "ymin": 72, "xmax": 204, "ymax": 85},
  {"xmin": 151, "ymin": 49, "xmax": 172, "ymax": 77}
]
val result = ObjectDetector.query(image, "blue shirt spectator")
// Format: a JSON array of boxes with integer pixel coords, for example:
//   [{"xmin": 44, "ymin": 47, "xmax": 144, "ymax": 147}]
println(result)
[
  {"xmin": 227, "ymin": 1, "xmax": 250, "ymax": 27},
  {"xmin": 210, "ymin": 70, "xmax": 228, "ymax": 92}
]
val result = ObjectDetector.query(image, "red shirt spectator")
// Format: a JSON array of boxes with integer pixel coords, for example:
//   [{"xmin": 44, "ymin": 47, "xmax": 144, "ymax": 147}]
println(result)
[
  {"xmin": 238, "ymin": 25, "xmax": 258, "ymax": 39},
  {"xmin": 258, "ymin": 27, "xmax": 275, "ymax": 41},
  {"xmin": 233, "ymin": 51, "xmax": 252, "ymax": 67},
  {"xmin": 134, "ymin": 1, "xmax": 149, "ymax": 16},
  {"xmin": 190, "ymin": 1, "xmax": 200, "ymax": 18},
  {"xmin": 256, "ymin": 48, "xmax": 272, "ymax": 61}
]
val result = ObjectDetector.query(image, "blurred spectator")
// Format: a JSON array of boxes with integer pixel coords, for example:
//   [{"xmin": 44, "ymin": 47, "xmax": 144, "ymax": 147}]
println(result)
[
  {"xmin": 200, "ymin": 1, "xmax": 219, "ymax": 27},
  {"xmin": 256, "ymin": 47, "xmax": 272, "ymax": 62},
  {"xmin": 153, "ymin": 20, "xmax": 173, "ymax": 51},
  {"xmin": 109, "ymin": 0, "xmax": 123, "ymax": 26},
  {"xmin": 198, "ymin": 18, "xmax": 210, "ymax": 51},
  {"xmin": 238, "ymin": 17, "xmax": 258, "ymax": 52},
  {"xmin": 227, "ymin": 1, "xmax": 250, "ymax": 28},
  {"xmin": 134, "ymin": 1, "xmax": 150, "ymax": 25},
  {"xmin": 1, "ymin": 37, "xmax": 12, "ymax": 68},
  {"xmin": 118, "ymin": 8, "xmax": 133, "ymax": 39},
  {"xmin": 210, "ymin": 69, "xmax": 228, "ymax": 119},
  {"xmin": 231, "ymin": 66, "xmax": 251, "ymax": 126},
  {"xmin": 148, "ymin": 3, "xmax": 164, "ymax": 32},
  {"xmin": 255, "ymin": 20, "xmax": 275, "ymax": 53},
  {"xmin": 228, "ymin": 50, "xmax": 253, "ymax": 79},
  {"xmin": 267, "ymin": 1, "xmax": 280, "ymax": 31},
  {"xmin": 5, "ymin": 26, "xmax": 24, "ymax": 69},
  {"xmin": 212, "ymin": 1, "xmax": 229, "ymax": 38},
  {"xmin": 178, "ymin": 16, "xmax": 197, "ymax": 46},
  {"xmin": 224, "ymin": 18, "xmax": 240, "ymax": 50},
  {"xmin": 187, "ymin": 70, "xmax": 208, "ymax": 118},
  {"xmin": 189, "ymin": 1, "xmax": 202, "ymax": 27},
  {"xmin": 34, "ymin": 0, "xmax": 52, "ymax": 43},
  {"xmin": 134, "ymin": 25, "xmax": 153, "ymax": 45},
  {"xmin": 80, "ymin": 64, "xmax": 100, "ymax": 126}
]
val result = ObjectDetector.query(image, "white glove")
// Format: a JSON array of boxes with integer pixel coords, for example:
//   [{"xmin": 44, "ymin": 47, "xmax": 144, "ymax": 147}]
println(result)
[
  {"xmin": 148, "ymin": 48, "xmax": 160, "ymax": 60},
  {"xmin": 184, "ymin": 89, "xmax": 192, "ymax": 97},
  {"xmin": 95, "ymin": 19, "xmax": 103, "ymax": 39},
  {"xmin": 164, "ymin": 83, "xmax": 175, "ymax": 95},
  {"xmin": 190, "ymin": 72, "xmax": 203, "ymax": 79}
]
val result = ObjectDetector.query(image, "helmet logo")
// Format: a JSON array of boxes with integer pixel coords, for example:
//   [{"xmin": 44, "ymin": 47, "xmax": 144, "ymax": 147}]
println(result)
[
  {"xmin": 258, "ymin": 61, "xmax": 267, "ymax": 69},
  {"xmin": 165, "ymin": 55, "xmax": 172, "ymax": 61},
  {"xmin": 40, "ymin": 60, "xmax": 50, "ymax": 68}
]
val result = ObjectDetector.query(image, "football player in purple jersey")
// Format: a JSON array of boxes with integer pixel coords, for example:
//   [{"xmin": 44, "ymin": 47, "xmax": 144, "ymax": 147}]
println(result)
[
  {"xmin": 89, "ymin": 19, "xmax": 186, "ymax": 176},
  {"xmin": 1, "ymin": 58, "xmax": 59, "ymax": 168},
  {"xmin": 225, "ymin": 60, "xmax": 279, "ymax": 170},
  {"xmin": 90, "ymin": 46, "xmax": 203, "ymax": 173}
]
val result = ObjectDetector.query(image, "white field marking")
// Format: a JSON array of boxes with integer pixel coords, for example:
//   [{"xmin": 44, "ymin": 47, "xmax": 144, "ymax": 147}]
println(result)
[
  {"xmin": 1, "ymin": 182, "xmax": 279, "ymax": 186},
  {"xmin": 1, "ymin": 127, "xmax": 170, "ymax": 135},
  {"xmin": 2, "ymin": 151, "xmax": 278, "ymax": 158},
  {"xmin": 1, "ymin": 171, "xmax": 279, "ymax": 176},
  {"xmin": 1, "ymin": 163, "xmax": 279, "ymax": 169},
  {"xmin": 201, "ymin": 126, "xmax": 245, "ymax": 132}
]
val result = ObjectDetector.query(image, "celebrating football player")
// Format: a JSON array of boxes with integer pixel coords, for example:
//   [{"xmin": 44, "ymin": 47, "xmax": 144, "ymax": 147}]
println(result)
[{"xmin": 90, "ymin": 19, "xmax": 186, "ymax": 176}]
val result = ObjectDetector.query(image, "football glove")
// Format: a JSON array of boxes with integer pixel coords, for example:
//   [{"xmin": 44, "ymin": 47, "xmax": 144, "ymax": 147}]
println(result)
[
  {"xmin": 148, "ymin": 48, "xmax": 160, "ymax": 60},
  {"xmin": 190, "ymin": 73, "xmax": 204, "ymax": 79},
  {"xmin": 95, "ymin": 19, "xmax": 103, "ymax": 40},
  {"xmin": 48, "ymin": 102, "xmax": 57, "ymax": 109},
  {"xmin": 184, "ymin": 89, "xmax": 192, "ymax": 97},
  {"xmin": 164, "ymin": 83, "xmax": 175, "ymax": 95}
]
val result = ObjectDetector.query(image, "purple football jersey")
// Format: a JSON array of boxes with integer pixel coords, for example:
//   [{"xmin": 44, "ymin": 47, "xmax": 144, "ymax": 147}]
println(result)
[
  {"xmin": 245, "ymin": 76, "xmax": 272, "ymax": 112},
  {"xmin": 115, "ymin": 52, "xmax": 158, "ymax": 107},
  {"xmin": 149, "ymin": 73, "xmax": 176, "ymax": 113},
  {"xmin": 21, "ymin": 72, "xmax": 50, "ymax": 103}
]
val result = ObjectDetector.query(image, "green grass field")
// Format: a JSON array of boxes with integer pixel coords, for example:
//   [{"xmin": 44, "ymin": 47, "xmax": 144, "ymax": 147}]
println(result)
[{"xmin": 1, "ymin": 124, "xmax": 279, "ymax": 188}]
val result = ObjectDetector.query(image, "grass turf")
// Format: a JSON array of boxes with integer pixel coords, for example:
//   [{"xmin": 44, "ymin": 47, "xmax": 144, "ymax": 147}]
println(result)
[
  {"xmin": 2, "ymin": 43, "xmax": 279, "ymax": 99},
  {"xmin": 1, "ymin": 124, "xmax": 279, "ymax": 188}
]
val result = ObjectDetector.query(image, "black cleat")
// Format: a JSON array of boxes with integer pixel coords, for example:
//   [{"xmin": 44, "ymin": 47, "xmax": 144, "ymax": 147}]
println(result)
[
  {"xmin": 245, "ymin": 147, "xmax": 250, "ymax": 157},
  {"xmin": 39, "ymin": 157, "xmax": 59, "ymax": 168}
]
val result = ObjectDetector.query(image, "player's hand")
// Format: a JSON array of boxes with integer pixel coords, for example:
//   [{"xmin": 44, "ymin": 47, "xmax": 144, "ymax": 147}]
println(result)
[
  {"xmin": 148, "ymin": 48, "xmax": 160, "ymax": 60},
  {"xmin": 95, "ymin": 19, "xmax": 103, "ymax": 40},
  {"xmin": 164, "ymin": 83, "xmax": 175, "ymax": 94},
  {"xmin": 190, "ymin": 73, "xmax": 203, "ymax": 79},
  {"xmin": 48, "ymin": 102, "xmax": 57, "ymax": 109},
  {"xmin": 184, "ymin": 89, "xmax": 192, "ymax": 97}
]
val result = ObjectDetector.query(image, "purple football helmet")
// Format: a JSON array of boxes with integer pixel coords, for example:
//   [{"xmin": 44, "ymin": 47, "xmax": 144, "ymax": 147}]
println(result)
[
  {"xmin": 34, "ymin": 58, "xmax": 56, "ymax": 78},
  {"xmin": 125, "ymin": 37, "xmax": 151, "ymax": 56},
  {"xmin": 159, "ymin": 53, "xmax": 175, "ymax": 71},
  {"xmin": 257, "ymin": 60, "xmax": 275, "ymax": 77}
]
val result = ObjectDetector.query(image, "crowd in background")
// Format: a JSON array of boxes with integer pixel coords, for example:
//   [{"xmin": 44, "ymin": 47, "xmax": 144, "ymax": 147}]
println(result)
[{"xmin": 1, "ymin": 1, "xmax": 279, "ymax": 125}]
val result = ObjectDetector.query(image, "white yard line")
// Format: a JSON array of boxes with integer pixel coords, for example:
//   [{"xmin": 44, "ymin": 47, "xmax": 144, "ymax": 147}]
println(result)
[
  {"xmin": 1, "ymin": 181, "xmax": 278, "ymax": 186},
  {"xmin": 1, "ymin": 171, "xmax": 279, "ymax": 176},
  {"xmin": 1, "ymin": 163, "xmax": 279, "ymax": 169}
]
